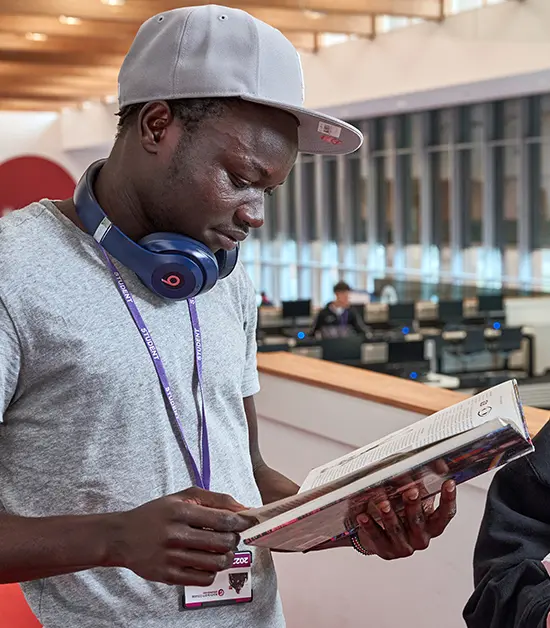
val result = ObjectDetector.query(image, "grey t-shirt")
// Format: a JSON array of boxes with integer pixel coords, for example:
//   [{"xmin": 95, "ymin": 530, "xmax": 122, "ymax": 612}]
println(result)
[{"xmin": 0, "ymin": 201, "xmax": 285, "ymax": 628}]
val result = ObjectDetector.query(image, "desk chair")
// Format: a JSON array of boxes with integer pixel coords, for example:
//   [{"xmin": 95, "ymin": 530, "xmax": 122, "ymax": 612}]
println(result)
[
  {"xmin": 444, "ymin": 329, "xmax": 485, "ymax": 356},
  {"xmin": 0, "ymin": 584, "xmax": 41, "ymax": 627},
  {"xmin": 461, "ymin": 329, "xmax": 487, "ymax": 355},
  {"xmin": 257, "ymin": 343, "xmax": 290, "ymax": 353},
  {"xmin": 384, "ymin": 340, "xmax": 430, "ymax": 380},
  {"xmin": 320, "ymin": 336, "xmax": 364, "ymax": 364},
  {"xmin": 438, "ymin": 300, "xmax": 464, "ymax": 330},
  {"xmin": 486, "ymin": 327, "xmax": 523, "ymax": 370},
  {"xmin": 388, "ymin": 303, "xmax": 415, "ymax": 334}
]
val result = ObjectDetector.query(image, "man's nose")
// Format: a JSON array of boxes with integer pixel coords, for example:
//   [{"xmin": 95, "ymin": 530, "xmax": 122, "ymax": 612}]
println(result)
[{"xmin": 236, "ymin": 197, "xmax": 265, "ymax": 230}]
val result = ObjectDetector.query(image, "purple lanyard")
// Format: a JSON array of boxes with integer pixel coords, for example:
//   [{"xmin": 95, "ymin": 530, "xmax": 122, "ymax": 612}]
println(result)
[
  {"xmin": 99, "ymin": 248, "xmax": 210, "ymax": 491},
  {"xmin": 339, "ymin": 310, "xmax": 349, "ymax": 327}
]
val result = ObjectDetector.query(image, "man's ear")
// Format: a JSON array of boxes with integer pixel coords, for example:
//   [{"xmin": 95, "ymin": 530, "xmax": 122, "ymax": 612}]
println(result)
[{"xmin": 139, "ymin": 101, "xmax": 174, "ymax": 154}]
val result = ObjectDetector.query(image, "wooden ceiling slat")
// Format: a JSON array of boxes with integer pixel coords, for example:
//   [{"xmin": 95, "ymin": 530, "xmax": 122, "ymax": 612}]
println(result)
[
  {"xmin": 0, "ymin": 50, "xmax": 125, "ymax": 67},
  {"xmin": 0, "ymin": 62, "xmax": 119, "ymax": 80},
  {"xmin": 0, "ymin": 83, "xmax": 118, "ymax": 99},
  {"xmin": 0, "ymin": 0, "xmax": 445, "ymax": 111},
  {"xmin": 0, "ymin": 98, "xmax": 73, "ymax": 111},
  {"xmin": 0, "ymin": 11, "xmax": 375, "ymax": 37},
  {"xmin": 0, "ymin": 0, "xmax": 443, "ymax": 21},
  {"xmin": 0, "ymin": 15, "xmax": 140, "ymax": 40},
  {"xmin": 0, "ymin": 32, "xmax": 130, "ymax": 55}
]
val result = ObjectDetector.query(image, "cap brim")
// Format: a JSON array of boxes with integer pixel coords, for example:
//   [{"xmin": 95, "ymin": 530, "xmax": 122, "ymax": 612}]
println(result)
[{"xmin": 242, "ymin": 96, "xmax": 363, "ymax": 156}]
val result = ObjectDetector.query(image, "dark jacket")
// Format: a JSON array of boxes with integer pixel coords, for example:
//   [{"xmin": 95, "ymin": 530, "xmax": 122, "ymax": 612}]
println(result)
[
  {"xmin": 311, "ymin": 304, "xmax": 365, "ymax": 337},
  {"xmin": 464, "ymin": 419, "xmax": 550, "ymax": 628}
]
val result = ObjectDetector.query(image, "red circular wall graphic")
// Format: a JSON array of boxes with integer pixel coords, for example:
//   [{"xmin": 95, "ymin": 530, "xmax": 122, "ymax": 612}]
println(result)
[{"xmin": 0, "ymin": 155, "xmax": 76, "ymax": 217}]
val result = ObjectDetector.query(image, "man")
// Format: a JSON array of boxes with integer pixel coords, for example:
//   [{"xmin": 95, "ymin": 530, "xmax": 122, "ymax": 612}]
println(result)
[
  {"xmin": 311, "ymin": 280, "xmax": 366, "ymax": 337},
  {"xmin": 464, "ymin": 421, "xmax": 550, "ymax": 627},
  {"xmin": 0, "ymin": 6, "xmax": 457, "ymax": 627}
]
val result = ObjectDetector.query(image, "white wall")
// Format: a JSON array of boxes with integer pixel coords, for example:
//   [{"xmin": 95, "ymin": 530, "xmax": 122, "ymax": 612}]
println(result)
[
  {"xmin": 0, "ymin": 110, "xmax": 109, "ymax": 181},
  {"xmin": 303, "ymin": 0, "xmax": 550, "ymax": 113}
]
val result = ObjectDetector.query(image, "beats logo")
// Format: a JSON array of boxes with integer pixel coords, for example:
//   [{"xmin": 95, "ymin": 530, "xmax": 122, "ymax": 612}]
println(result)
[{"xmin": 161, "ymin": 273, "xmax": 184, "ymax": 288}]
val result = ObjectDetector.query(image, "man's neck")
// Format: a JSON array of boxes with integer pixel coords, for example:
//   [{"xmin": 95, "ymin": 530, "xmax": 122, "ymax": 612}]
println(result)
[{"xmin": 58, "ymin": 156, "xmax": 154, "ymax": 243}]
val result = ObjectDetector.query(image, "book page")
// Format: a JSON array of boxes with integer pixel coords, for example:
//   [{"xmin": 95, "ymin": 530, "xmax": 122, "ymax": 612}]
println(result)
[{"xmin": 300, "ymin": 380, "xmax": 518, "ymax": 493}]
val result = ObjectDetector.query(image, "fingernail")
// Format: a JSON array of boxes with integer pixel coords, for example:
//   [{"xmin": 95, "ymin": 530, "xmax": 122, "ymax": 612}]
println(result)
[
  {"xmin": 380, "ymin": 501, "xmax": 391, "ymax": 513},
  {"xmin": 407, "ymin": 489, "xmax": 419, "ymax": 501},
  {"xmin": 446, "ymin": 481, "xmax": 456, "ymax": 493},
  {"xmin": 357, "ymin": 514, "xmax": 369, "ymax": 525}
]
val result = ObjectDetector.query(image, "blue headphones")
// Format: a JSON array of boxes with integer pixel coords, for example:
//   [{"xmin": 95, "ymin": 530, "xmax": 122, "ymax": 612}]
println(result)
[{"xmin": 74, "ymin": 159, "xmax": 239, "ymax": 300}]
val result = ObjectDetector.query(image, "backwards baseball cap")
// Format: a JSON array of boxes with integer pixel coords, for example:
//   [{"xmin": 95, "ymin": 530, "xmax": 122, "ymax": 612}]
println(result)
[{"xmin": 118, "ymin": 4, "xmax": 363, "ymax": 155}]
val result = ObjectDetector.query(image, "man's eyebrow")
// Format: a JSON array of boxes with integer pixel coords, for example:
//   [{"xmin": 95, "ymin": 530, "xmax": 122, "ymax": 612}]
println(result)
[{"xmin": 242, "ymin": 158, "xmax": 271, "ymax": 179}]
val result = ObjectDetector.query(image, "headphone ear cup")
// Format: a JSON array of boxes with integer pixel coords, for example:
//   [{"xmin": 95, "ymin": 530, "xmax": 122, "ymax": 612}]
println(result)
[
  {"xmin": 139, "ymin": 233, "xmax": 220, "ymax": 297},
  {"xmin": 216, "ymin": 245, "xmax": 239, "ymax": 280}
]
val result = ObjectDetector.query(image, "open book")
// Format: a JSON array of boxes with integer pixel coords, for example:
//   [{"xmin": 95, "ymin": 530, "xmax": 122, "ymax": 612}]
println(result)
[{"xmin": 242, "ymin": 379, "xmax": 533, "ymax": 552}]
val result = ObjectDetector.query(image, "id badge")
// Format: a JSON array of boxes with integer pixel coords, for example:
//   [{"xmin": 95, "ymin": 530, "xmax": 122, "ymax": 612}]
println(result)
[{"xmin": 181, "ymin": 551, "xmax": 253, "ymax": 610}]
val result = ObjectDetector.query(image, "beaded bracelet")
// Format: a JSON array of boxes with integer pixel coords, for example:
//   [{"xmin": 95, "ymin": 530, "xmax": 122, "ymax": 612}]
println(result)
[{"xmin": 349, "ymin": 531, "xmax": 373, "ymax": 556}]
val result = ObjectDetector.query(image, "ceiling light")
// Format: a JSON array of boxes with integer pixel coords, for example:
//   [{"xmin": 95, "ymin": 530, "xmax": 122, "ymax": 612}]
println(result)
[
  {"xmin": 303, "ymin": 10, "xmax": 325, "ymax": 19},
  {"xmin": 59, "ymin": 15, "xmax": 82, "ymax": 25},
  {"xmin": 25, "ymin": 32, "xmax": 48, "ymax": 42},
  {"xmin": 103, "ymin": 94, "xmax": 117, "ymax": 104},
  {"xmin": 101, "ymin": 0, "xmax": 126, "ymax": 6}
]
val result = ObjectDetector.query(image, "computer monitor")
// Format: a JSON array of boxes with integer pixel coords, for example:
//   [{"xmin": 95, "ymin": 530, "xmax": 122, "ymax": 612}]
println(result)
[
  {"xmin": 438, "ymin": 300, "xmax": 463, "ymax": 325},
  {"xmin": 388, "ymin": 303, "xmax": 415, "ymax": 332},
  {"xmin": 478, "ymin": 294, "xmax": 504, "ymax": 314},
  {"xmin": 387, "ymin": 340, "xmax": 425, "ymax": 364},
  {"xmin": 321, "ymin": 336, "xmax": 364, "ymax": 362},
  {"xmin": 281, "ymin": 299, "xmax": 311, "ymax": 319}
]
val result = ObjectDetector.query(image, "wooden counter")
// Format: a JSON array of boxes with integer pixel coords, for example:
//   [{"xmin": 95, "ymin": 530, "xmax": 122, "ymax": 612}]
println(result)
[{"xmin": 257, "ymin": 351, "xmax": 549, "ymax": 436}]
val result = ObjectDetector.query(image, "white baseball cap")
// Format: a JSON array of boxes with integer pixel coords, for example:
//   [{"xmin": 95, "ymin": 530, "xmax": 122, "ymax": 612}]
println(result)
[{"xmin": 118, "ymin": 4, "xmax": 363, "ymax": 155}]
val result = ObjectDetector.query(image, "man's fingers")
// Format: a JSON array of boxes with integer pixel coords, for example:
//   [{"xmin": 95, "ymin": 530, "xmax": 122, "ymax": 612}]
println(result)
[
  {"xmin": 166, "ymin": 526, "xmax": 241, "ymax": 554},
  {"xmin": 356, "ymin": 514, "xmax": 392, "ymax": 559},
  {"xmin": 427, "ymin": 480, "xmax": 457, "ymax": 538},
  {"xmin": 377, "ymin": 501, "xmax": 414, "ymax": 557},
  {"xmin": 177, "ymin": 487, "xmax": 246, "ymax": 512},
  {"xmin": 166, "ymin": 548, "xmax": 235, "ymax": 573},
  {"xmin": 173, "ymin": 501, "xmax": 253, "ymax": 533},
  {"xmin": 402, "ymin": 488, "xmax": 430, "ymax": 551}
]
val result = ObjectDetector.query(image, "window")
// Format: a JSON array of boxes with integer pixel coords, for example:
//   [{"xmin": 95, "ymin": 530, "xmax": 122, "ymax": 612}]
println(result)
[
  {"xmin": 301, "ymin": 158, "xmax": 316, "ymax": 241},
  {"xmin": 265, "ymin": 188, "xmax": 277, "ymax": 239},
  {"xmin": 325, "ymin": 158, "xmax": 338, "ymax": 242},
  {"xmin": 348, "ymin": 156, "xmax": 367, "ymax": 243},
  {"xmin": 285, "ymin": 168, "xmax": 297, "ymax": 241}
]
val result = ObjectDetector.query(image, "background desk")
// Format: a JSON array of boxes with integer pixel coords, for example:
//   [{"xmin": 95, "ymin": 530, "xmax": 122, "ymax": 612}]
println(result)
[{"xmin": 255, "ymin": 353, "xmax": 547, "ymax": 628}]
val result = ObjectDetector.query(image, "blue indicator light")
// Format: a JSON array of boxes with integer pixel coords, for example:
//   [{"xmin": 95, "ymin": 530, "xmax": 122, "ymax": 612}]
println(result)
[
  {"xmin": 402, "ymin": 326, "xmax": 410, "ymax": 335},
  {"xmin": 297, "ymin": 331, "xmax": 305, "ymax": 339},
  {"xmin": 493, "ymin": 322, "xmax": 501, "ymax": 330},
  {"xmin": 410, "ymin": 372, "xmax": 418, "ymax": 380}
]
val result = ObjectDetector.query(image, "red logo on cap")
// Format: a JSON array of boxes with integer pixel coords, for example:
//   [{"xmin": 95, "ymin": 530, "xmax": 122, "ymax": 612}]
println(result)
[{"xmin": 320, "ymin": 135, "xmax": 343, "ymax": 145}]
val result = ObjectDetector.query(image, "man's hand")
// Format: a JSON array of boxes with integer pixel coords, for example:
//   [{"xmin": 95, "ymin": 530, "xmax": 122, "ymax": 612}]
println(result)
[
  {"xmin": 355, "ymin": 479, "xmax": 457, "ymax": 560},
  {"xmin": 109, "ymin": 488, "xmax": 254, "ymax": 586}
]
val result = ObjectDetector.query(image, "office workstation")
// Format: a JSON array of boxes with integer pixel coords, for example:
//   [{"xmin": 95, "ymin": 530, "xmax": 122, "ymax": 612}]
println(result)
[{"xmin": 257, "ymin": 292, "xmax": 541, "ymax": 402}]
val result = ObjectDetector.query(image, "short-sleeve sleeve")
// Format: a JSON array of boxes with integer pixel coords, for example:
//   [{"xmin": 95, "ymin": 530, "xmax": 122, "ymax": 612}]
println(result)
[
  {"xmin": 241, "ymin": 272, "xmax": 260, "ymax": 398},
  {"xmin": 0, "ymin": 295, "xmax": 21, "ymax": 421}
]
